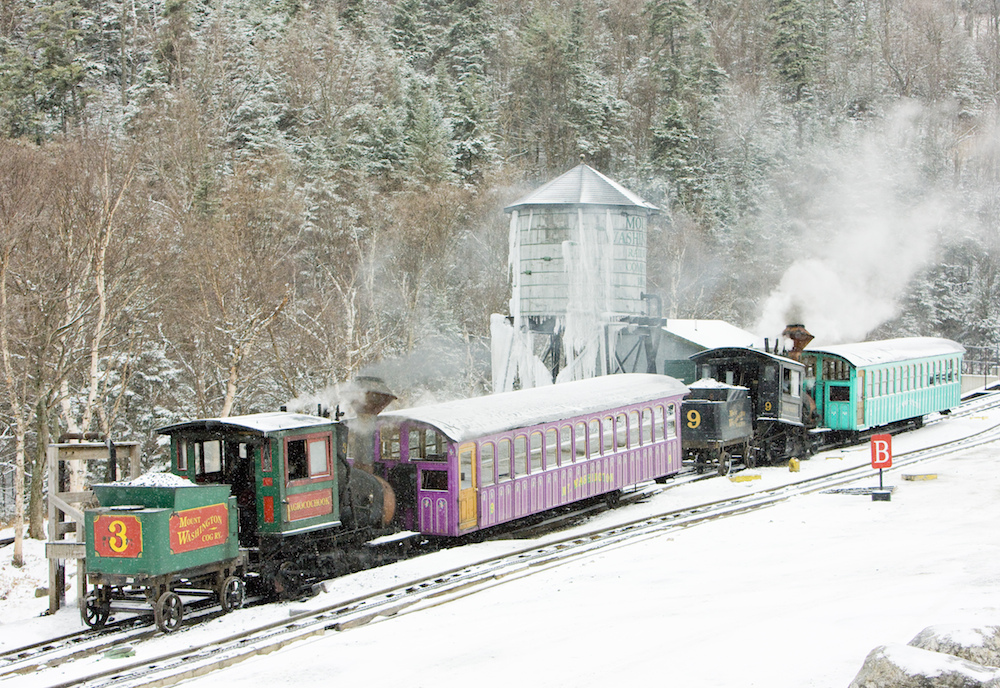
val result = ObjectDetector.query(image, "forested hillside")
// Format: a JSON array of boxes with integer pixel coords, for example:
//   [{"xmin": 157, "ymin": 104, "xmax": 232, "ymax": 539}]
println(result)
[{"xmin": 2, "ymin": 0, "xmax": 999, "ymax": 527}]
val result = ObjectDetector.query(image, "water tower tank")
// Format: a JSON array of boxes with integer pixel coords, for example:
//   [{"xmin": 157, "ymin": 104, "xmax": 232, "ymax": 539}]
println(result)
[{"xmin": 504, "ymin": 164, "xmax": 659, "ymax": 319}]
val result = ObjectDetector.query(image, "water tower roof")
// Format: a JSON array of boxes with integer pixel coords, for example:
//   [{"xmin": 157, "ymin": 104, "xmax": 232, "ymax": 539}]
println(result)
[{"xmin": 505, "ymin": 164, "xmax": 659, "ymax": 213}]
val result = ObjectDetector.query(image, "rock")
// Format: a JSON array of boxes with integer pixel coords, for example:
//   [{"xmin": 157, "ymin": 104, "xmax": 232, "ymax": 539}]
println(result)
[
  {"xmin": 34, "ymin": 587, "xmax": 48, "ymax": 598},
  {"xmin": 910, "ymin": 626, "xmax": 1000, "ymax": 668},
  {"xmin": 849, "ymin": 644, "xmax": 1000, "ymax": 687}
]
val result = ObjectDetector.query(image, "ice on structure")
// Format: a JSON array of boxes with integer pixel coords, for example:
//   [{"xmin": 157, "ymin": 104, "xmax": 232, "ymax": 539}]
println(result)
[{"xmin": 113, "ymin": 472, "xmax": 194, "ymax": 487}]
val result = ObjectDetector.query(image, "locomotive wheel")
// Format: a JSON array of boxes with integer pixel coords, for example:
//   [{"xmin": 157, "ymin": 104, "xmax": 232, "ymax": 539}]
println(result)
[
  {"xmin": 154, "ymin": 591, "xmax": 184, "ymax": 633},
  {"xmin": 220, "ymin": 576, "xmax": 245, "ymax": 613},
  {"xmin": 717, "ymin": 450, "xmax": 732, "ymax": 477},
  {"xmin": 82, "ymin": 588, "xmax": 111, "ymax": 629},
  {"xmin": 743, "ymin": 443, "xmax": 756, "ymax": 469}
]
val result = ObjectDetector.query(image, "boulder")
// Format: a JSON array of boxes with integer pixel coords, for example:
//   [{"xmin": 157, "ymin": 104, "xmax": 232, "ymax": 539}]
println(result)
[
  {"xmin": 849, "ymin": 644, "xmax": 1000, "ymax": 688},
  {"xmin": 910, "ymin": 626, "xmax": 1000, "ymax": 668}
]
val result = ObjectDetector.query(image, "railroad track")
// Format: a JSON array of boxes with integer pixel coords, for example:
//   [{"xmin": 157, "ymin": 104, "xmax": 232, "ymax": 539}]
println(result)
[{"xmin": 5, "ymin": 388, "xmax": 1000, "ymax": 688}]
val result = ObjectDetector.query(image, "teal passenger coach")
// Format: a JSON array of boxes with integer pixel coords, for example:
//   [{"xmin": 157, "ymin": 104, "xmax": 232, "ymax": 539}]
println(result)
[{"xmin": 801, "ymin": 337, "xmax": 965, "ymax": 433}]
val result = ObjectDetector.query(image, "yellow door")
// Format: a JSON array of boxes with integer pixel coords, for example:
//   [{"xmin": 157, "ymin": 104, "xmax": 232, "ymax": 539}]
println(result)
[{"xmin": 458, "ymin": 442, "xmax": 477, "ymax": 530}]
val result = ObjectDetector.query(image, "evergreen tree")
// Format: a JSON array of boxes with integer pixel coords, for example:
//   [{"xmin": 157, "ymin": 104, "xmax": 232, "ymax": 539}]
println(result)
[{"xmin": 769, "ymin": 0, "xmax": 821, "ymax": 104}]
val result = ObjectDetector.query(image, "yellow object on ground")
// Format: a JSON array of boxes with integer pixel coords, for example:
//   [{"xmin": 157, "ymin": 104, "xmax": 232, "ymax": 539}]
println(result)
[
  {"xmin": 788, "ymin": 457, "xmax": 800, "ymax": 472},
  {"xmin": 903, "ymin": 474, "xmax": 938, "ymax": 481},
  {"xmin": 730, "ymin": 474, "xmax": 761, "ymax": 483}
]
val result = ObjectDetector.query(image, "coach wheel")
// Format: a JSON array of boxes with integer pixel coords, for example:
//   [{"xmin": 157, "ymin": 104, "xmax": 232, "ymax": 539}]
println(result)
[
  {"xmin": 154, "ymin": 591, "xmax": 184, "ymax": 633},
  {"xmin": 220, "ymin": 576, "xmax": 245, "ymax": 613},
  {"xmin": 717, "ymin": 450, "xmax": 732, "ymax": 477},
  {"xmin": 83, "ymin": 588, "xmax": 111, "ymax": 629},
  {"xmin": 604, "ymin": 490, "xmax": 621, "ymax": 508}
]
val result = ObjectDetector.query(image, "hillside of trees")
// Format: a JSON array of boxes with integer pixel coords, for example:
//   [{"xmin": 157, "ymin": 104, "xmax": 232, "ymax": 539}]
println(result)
[{"xmin": 2, "ymin": 0, "xmax": 999, "ymax": 532}]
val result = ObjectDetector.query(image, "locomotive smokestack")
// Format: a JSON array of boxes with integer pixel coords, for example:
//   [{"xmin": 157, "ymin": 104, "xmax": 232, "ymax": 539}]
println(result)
[
  {"xmin": 347, "ymin": 376, "xmax": 397, "ymax": 474},
  {"xmin": 782, "ymin": 324, "xmax": 814, "ymax": 361}
]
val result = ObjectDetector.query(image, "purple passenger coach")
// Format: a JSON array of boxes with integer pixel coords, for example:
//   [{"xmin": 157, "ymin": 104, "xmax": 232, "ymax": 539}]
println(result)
[{"xmin": 372, "ymin": 374, "xmax": 688, "ymax": 537}]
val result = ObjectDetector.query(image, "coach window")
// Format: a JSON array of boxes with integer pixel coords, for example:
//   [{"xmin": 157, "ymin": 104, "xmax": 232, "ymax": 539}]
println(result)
[
  {"xmin": 629, "ymin": 410, "xmax": 640, "ymax": 447},
  {"xmin": 546, "ymin": 428, "xmax": 559, "ymax": 467},
  {"xmin": 589, "ymin": 419, "xmax": 602, "ymax": 457},
  {"xmin": 575, "ymin": 422, "xmax": 587, "ymax": 460},
  {"xmin": 947, "ymin": 359, "xmax": 954, "ymax": 382},
  {"xmin": 616, "ymin": 414, "xmax": 628, "ymax": 449},
  {"xmin": 654, "ymin": 406, "xmax": 665, "ymax": 441},
  {"xmin": 381, "ymin": 426, "xmax": 400, "ymax": 461},
  {"xmin": 604, "ymin": 417, "xmax": 615, "ymax": 453},
  {"xmin": 480, "ymin": 442, "xmax": 495, "ymax": 487},
  {"xmin": 641, "ymin": 409, "xmax": 653, "ymax": 445},
  {"xmin": 514, "ymin": 435, "xmax": 527, "ymax": 476},
  {"xmin": 530, "ymin": 431, "xmax": 544, "ymax": 472},
  {"xmin": 561, "ymin": 425, "xmax": 574, "ymax": 464},
  {"xmin": 801, "ymin": 355, "xmax": 816, "ymax": 378},
  {"xmin": 421, "ymin": 470, "xmax": 448, "ymax": 491},
  {"xmin": 410, "ymin": 428, "xmax": 447, "ymax": 462},
  {"xmin": 498, "ymin": 438, "xmax": 512, "ymax": 481},
  {"xmin": 666, "ymin": 404, "xmax": 677, "ymax": 439}
]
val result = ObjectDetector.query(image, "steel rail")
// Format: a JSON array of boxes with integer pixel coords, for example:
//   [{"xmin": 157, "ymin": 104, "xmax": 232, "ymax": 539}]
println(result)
[
  {"xmin": 7, "ymin": 388, "xmax": 1000, "ymax": 687},
  {"xmin": 46, "ymin": 412, "xmax": 1000, "ymax": 688}
]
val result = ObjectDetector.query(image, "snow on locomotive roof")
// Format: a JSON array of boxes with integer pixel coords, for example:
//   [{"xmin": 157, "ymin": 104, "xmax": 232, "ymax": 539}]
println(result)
[
  {"xmin": 380, "ymin": 374, "xmax": 688, "ymax": 443},
  {"xmin": 689, "ymin": 346, "xmax": 804, "ymax": 367},
  {"xmin": 690, "ymin": 378, "xmax": 748, "ymax": 391},
  {"xmin": 158, "ymin": 412, "xmax": 332, "ymax": 436},
  {"xmin": 803, "ymin": 337, "xmax": 965, "ymax": 367}
]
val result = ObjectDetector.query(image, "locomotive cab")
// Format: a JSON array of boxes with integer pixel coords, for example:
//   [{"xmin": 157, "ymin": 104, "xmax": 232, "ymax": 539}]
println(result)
[
  {"xmin": 690, "ymin": 348, "xmax": 805, "ymax": 427},
  {"xmin": 689, "ymin": 347, "xmax": 810, "ymax": 463},
  {"xmin": 159, "ymin": 413, "xmax": 394, "ymax": 551}
]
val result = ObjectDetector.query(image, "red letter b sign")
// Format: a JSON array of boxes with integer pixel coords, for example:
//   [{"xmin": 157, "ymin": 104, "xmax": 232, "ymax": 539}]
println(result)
[{"xmin": 871, "ymin": 434, "xmax": 892, "ymax": 469}]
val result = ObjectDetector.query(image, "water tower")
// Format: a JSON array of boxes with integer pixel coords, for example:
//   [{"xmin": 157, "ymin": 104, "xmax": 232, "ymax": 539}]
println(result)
[{"xmin": 492, "ymin": 164, "xmax": 663, "ymax": 391}]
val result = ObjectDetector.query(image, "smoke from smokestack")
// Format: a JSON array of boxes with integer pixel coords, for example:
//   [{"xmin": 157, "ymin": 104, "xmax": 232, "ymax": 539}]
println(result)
[{"xmin": 754, "ymin": 101, "xmax": 950, "ymax": 344}]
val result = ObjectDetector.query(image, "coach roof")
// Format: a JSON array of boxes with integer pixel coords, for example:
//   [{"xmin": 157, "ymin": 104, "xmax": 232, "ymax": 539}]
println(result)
[
  {"xmin": 379, "ymin": 374, "xmax": 688, "ymax": 443},
  {"xmin": 803, "ymin": 337, "xmax": 965, "ymax": 367}
]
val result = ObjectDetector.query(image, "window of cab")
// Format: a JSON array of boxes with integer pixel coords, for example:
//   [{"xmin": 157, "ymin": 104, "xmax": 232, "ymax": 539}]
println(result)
[{"xmin": 286, "ymin": 433, "xmax": 331, "ymax": 485}]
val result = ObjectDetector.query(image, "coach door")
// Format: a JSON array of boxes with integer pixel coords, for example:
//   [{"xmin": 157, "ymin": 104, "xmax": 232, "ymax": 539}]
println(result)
[{"xmin": 458, "ymin": 442, "xmax": 478, "ymax": 530}]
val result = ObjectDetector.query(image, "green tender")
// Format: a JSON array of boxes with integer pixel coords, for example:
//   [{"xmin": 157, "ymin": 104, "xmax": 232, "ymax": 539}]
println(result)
[{"xmin": 86, "ymin": 483, "xmax": 238, "ymax": 578}]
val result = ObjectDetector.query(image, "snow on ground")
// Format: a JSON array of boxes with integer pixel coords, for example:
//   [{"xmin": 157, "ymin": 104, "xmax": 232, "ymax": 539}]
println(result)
[{"xmin": 2, "ymin": 400, "xmax": 1000, "ymax": 687}]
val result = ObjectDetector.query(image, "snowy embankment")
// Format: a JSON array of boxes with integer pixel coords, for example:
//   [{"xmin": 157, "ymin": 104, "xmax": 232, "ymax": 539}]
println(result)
[{"xmin": 2, "ymin": 400, "xmax": 1000, "ymax": 687}]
